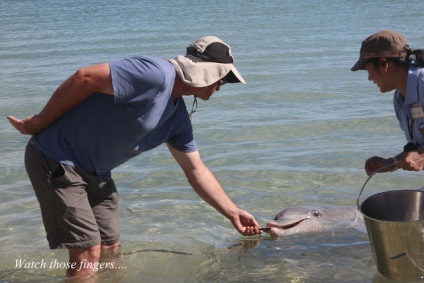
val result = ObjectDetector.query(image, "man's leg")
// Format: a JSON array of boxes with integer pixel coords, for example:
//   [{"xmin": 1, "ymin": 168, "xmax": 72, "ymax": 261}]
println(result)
[
  {"xmin": 25, "ymin": 138, "xmax": 103, "ymax": 279},
  {"xmin": 88, "ymin": 178, "xmax": 122, "ymax": 264},
  {"xmin": 100, "ymin": 242, "xmax": 122, "ymax": 264},
  {"xmin": 67, "ymin": 245, "xmax": 101, "ymax": 279}
]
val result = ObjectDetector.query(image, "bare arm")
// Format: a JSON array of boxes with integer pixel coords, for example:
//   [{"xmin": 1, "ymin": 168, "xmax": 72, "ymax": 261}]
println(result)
[
  {"xmin": 167, "ymin": 143, "xmax": 261, "ymax": 236},
  {"xmin": 7, "ymin": 63, "xmax": 113, "ymax": 135}
]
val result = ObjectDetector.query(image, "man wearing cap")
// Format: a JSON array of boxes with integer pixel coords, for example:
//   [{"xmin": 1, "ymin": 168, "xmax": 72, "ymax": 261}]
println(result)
[
  {"xmin": 352, "ymin": 30, "xmax": 424, "ymax": 176},
  {"xmin": 7, "ymin": 35, "xmax": 261, "ymax": 279}
]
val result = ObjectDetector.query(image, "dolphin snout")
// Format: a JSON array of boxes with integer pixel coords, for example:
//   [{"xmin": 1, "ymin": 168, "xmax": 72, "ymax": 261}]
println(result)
[
  {"xmin": 265, "ymin": 206, "xmax": 364, "ymax": 237},
  {"xmin": 265, "ymin": 217, "xmax": 309, "ymax": 237}
]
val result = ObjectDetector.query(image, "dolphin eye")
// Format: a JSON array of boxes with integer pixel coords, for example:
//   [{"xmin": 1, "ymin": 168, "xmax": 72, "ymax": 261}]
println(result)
[{"xmin": 311, "ymin": 210, "xmax": 322, "ymax": 217}]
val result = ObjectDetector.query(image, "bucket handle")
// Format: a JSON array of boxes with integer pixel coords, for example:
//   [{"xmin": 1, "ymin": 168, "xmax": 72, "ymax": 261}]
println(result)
[{"xmin": 356, "ymin": 164, "xmax": 396, "ymax": 209}]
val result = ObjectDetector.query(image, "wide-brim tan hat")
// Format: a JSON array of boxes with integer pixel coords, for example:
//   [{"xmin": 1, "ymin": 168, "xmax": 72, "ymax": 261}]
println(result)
[
  {"xmin": 169, "ymin": 36, "xmax": 246, "ymax": 87},
  {"xmin": 351, "ymin": 30, "xmax": 409, "ymax": 71}
]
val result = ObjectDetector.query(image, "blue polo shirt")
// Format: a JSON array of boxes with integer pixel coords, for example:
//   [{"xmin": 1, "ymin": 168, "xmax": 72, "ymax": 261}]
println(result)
[
  {"xmin": 34, "ymin": 56, "xmax": 197, "ymax": 179},
  {"xmin": 394, "ymin": 65, "xmax": 424, "ymax": 146}
]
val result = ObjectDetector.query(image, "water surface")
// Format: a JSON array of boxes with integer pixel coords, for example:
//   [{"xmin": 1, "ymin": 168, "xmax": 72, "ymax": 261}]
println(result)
[{"xmin": 1, "ymin": 0, "xmax": 424, "ymax": 282}]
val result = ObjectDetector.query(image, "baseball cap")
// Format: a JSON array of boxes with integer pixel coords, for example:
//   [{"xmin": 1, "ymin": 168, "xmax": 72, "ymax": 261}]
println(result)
[
  {"xmin": 351, "ymin": 30, "xmax": 409, "ymax": 71},
  {"xmin": 169, "ymin": 36, "xmax": 246, "ymax": 87}
]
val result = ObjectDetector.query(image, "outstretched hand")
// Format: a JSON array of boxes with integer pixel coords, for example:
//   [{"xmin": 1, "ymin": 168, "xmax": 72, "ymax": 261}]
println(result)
[
  {"xmin": 7, "ymin": 115, "xmax": 42, "ymax": 135},
  {"xmin": 230, "ymin": 209, "xmax": 262, "ymax": 236}
]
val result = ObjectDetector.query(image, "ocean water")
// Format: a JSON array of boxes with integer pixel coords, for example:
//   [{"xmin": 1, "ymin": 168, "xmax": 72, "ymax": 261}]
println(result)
[{"xmin": 1, "ymin": 0, "xmax": 424, "ymax": 282}]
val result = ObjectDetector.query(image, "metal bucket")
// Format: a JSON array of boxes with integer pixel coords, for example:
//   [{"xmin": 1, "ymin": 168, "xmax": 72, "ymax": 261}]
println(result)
[{"xmin": 358, "ymin": 171, "xmax": 424, "ymax": 280}]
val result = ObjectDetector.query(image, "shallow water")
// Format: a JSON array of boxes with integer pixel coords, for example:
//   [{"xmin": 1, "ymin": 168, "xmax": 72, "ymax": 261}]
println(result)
[{"xmin": 2, "ymin": 0, "xmax": 424, "ymax": 282}]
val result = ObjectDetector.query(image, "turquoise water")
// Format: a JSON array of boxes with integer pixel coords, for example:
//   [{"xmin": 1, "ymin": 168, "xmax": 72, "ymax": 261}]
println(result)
[{"xmin": 2, "ymin": 0, "xmax": 424, "ymax": 282}]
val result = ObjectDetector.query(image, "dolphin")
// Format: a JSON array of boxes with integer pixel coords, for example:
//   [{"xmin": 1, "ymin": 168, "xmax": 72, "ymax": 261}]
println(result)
[{"xmin": 265, "ymin": 205, "xmax": 365, "ymax": 237}]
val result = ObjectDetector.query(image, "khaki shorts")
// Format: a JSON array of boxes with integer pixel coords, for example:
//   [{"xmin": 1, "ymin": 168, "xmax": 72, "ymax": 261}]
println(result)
[{"xmin": 25, "ymin": 137, "xmax": 120, "ymax": 249}]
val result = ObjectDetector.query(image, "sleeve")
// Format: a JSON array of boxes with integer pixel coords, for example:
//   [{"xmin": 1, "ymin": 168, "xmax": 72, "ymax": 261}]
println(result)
[
  {"xmin": 109, "ymin": 57, "xmax": 166, "ymax": 104},
  {"xmin": 166, "ymin": 103, "xmax": 198, "ymax": 153},
  {"xmin": 167, "ymin": 131, "xmax": 198, "ymax": 153}
]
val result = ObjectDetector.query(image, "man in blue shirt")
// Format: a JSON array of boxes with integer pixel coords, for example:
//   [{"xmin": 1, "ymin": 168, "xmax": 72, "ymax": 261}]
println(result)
[{"xmin": 8, "ymin": 35, "xmax": 261, "ymax": 279}]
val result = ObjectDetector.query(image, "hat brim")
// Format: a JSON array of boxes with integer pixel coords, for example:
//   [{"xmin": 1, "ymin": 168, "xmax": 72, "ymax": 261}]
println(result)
[
  {"xmin": 169, "ymin": 55, "xmax": 246, "ymax": 87},
  {"xmin": 351, "ymin": 57, "xmax": 368, "ymax": 71}
]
